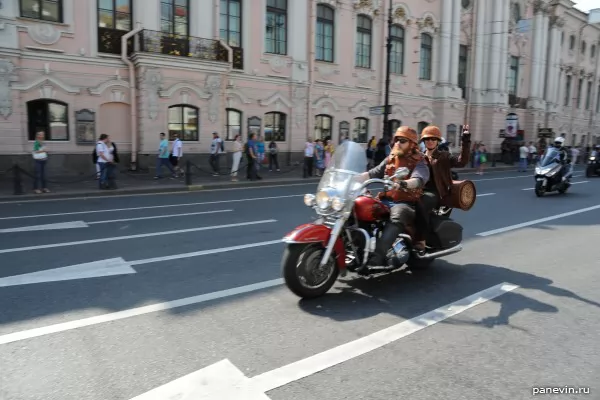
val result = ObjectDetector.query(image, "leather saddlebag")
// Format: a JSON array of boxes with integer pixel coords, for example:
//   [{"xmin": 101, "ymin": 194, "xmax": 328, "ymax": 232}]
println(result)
[{"xmin": 439, "ymin": 180, "xmax": 477, "ymax": 211}]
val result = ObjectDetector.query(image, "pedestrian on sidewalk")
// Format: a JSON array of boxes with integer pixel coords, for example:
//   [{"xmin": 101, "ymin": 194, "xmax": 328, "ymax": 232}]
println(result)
[
  {"xmin": 170, "ymin": 133, "xmax": 184, "ymax": 176},
  {"xmin": 209, "ymin": 132, "xmax": 224, "ymax": 176},
  {"xmin": 268, "ymin": 140, "xmax": 280, "ymax": 171},
  {"xmin": 231, "ymin": 134, "xmax": 243, "ymax": 181},
  {"xmin": 246, "ymin": 133, "xmax": 261, "ymax": 180},
  {"xmin": 155, "ymin": 132, "xmax": 176, "ymax": 179},
  {"xmin": 518, "ymin": 142, "xmax": 529, "ymax": 172},
  {"xmin": 32, "ymin": 130, "xmax": 50, "ymax": 194},
  {"xmin": 303, "ymin": 137, "xmax": 315, "ymax": 178},
  {"xmin": 96, "ymin": 134, "xmax": 116, "ymax": 189},
  {"xmin": 256, "ymin": 135, "xmax": 265, "ymax": 172}
]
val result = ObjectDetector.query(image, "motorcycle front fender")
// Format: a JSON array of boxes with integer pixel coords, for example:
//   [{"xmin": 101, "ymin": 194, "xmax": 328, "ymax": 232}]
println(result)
[{"xmin": 282, "ymin": 223, "xmax": 346, "ymax": 269}]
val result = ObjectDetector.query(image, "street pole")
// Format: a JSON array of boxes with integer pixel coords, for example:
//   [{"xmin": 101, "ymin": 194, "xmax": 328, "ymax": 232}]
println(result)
[{"xmin": 382, "ymin": 0, "xmax": 393, "ymax": 140}]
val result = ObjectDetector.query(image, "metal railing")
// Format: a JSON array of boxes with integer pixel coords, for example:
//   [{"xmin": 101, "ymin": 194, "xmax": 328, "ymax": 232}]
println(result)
[{"xmin": 136, "ymin": 29, "xmax": 229, "ymax": 63}]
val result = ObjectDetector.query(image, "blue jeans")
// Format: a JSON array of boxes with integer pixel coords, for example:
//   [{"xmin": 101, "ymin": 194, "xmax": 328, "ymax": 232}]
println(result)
[
  {"xmin": 156, "ymin": 157, "xmax": 174, "ymax": 177},
  {"xmin": 34, "ymin": 160, "xmax": 47, "ymax": 190},
  {"xmin": 98, "ymin": 162, "xmax": 116, "ymax": 188},
  {"xmin": 519, "ymin": 157, "xmax": 527, "ymax": 171}
]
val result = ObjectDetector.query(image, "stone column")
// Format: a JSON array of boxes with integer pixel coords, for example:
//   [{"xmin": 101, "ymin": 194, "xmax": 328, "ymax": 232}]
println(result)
[
  {"xmin": 437, "ymin": 0, "xmax": 453, "ymax": 85},
  {"xmin": 529, "ymin": 0, "xmax": 545, "ymax": 100},
  {"xmin": 449, "ymin": 0, "xmax": 461, "ymax": 87},
  {"xmin": 498, "ymin": 0, "xmax": 510, "ymax": 94},
  {"xmin": 487, "ymin": 0, "xmax": 503, "ymax": 91},
  {"xmin": 537, "ymin": 11, "xmax": 550, "ymax": 101},
  {"xmin": 546, "ymin": 17, "xmax": 563, "ymax": 105},
  {"xmin": 473, "ymin": 0, "xmax": 486, "ymax": 92}
]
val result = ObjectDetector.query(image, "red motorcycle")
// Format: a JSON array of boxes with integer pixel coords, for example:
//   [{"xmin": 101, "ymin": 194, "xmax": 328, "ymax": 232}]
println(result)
[{"xmin": 281, "ymin": 141, "xmax": 466, "ymax": 299}]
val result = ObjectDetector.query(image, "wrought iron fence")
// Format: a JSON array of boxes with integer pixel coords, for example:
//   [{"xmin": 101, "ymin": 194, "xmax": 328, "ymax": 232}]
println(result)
[
  {"xmin": 137, "ymin": 30, "xmax": 229, "ymax": 63},
  {"xmin": 98, "ymin": 27, "xmax": 134, "ymax": 55}
]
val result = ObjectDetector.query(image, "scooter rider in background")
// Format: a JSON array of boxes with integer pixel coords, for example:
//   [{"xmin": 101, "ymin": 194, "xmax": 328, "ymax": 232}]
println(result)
[{"xmin": 551, "ymin": 136, "xmax": 572, "ymax": 181}]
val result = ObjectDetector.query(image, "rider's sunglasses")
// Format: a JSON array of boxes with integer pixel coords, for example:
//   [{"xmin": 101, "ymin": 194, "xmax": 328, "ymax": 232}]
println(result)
[{"xmin": 394, "ymin": 137, "xmax": 409, "ymax": 144}]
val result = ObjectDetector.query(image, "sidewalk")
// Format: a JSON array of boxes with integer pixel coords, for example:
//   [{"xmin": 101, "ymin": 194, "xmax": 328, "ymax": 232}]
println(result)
[{"xmin": 0, "ymin": 163, "xmax": 519, "ymax": 201}]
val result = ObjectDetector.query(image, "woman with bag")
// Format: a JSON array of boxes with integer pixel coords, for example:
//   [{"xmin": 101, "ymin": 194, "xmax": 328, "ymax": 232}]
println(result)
[{"xmin": 32, "ymin": 131, "xmax": 50, "ymax": 194}]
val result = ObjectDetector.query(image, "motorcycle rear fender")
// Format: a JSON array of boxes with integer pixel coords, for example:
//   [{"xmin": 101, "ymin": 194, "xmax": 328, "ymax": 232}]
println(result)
[{"xmin": 283, "ymin": 223, "xmax": 346, "ymax": 269}]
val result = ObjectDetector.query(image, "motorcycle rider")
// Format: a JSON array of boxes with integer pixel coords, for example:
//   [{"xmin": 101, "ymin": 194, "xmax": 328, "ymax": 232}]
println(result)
[
  {"xmin": 414, "ymin": 125, "xmax": 471, "ymax": 252},
  {"xmin": 551, "ymin": 136, "xmax": 572, "ymax": 181},
  {"xmin": 358, "ymin": 126, "xmax": 430, "ymax": 266}
]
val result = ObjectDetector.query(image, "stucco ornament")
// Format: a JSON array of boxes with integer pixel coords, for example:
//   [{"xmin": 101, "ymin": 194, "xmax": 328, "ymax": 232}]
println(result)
[
  {"xmin": 292, "ymin": 86, "xmax": 308, "ymax": 128},
  {"xmin": 204, "ymin": 75, "xmax": 222, "ymax": 123},
  {"xmin": 0, "ymin": 60, "xmax": 16, "ymax": 118},
  {"xmin": 353, "ymin": 0, "xmax": 381, "ymax": 17},
  {"xmin": 28, "ymin": 24, "xmax": 62, "ymax": 45},
  {"xmin": 416, "ymin": 15, "xmax": 438, "ymax": 35},
  {"xmin": 144, "ymin": 69, "xmax": 162, "ymax": 120}
]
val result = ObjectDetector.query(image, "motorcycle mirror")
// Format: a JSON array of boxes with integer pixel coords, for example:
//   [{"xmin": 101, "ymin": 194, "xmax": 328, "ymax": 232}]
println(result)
[{"xmin": 394, "ymin": 167, "xmax": 410, "ymax": 180}]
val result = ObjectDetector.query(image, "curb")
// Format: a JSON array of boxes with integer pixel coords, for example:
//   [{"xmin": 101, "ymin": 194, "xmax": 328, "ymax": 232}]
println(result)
[{"xmin": 0, "ymin": 165, "xmax": 525, "ymax": 202}]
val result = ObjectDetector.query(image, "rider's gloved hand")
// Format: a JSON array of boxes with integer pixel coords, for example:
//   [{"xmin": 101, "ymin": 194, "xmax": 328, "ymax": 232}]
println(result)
[
  {"xmin": 461, "ymin": 127, "xmax": 471, "ymax": 141},
  {"xmin": 393, "ymin": 181, "xmax": 408, "ymax": 190}
]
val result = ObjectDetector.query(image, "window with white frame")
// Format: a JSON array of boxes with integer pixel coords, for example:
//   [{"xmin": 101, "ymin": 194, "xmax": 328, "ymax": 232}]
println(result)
[
  {"xmin": 355, "ymin": 15, "xmax": 372, "ymax": 68},
  {"xmin": 265, "ymin": 0, "xmax": 287, "ymax": 55},
  {"xmin": 352, "ymin": 117, "xmax": 368, "ymax": 143},
  {"xmin": 419, "ymin": 33, "xmax": 432, "ymax": 80},
  {"xmin": 316, "ymin": 4, "xmax": 334, "ymax": 62},
  {"xmin": 390, "ymin": 24, "xmax": 404, "ymax": 74},
  {"xmin": 314, "ymin": 114, "xmax": 332, "ymax": 140}
]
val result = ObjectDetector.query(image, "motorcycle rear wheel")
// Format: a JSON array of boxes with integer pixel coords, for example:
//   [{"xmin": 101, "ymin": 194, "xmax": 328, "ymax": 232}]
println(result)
[{"xmin": 282, "ymin": 243, "xmax": 339, "ymax": 299}]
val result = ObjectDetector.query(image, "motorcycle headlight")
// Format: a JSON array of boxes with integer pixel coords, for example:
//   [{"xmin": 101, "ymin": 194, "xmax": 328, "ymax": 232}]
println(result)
[
  {"xmin": 547, "ymin": 165, "xmax": 562, "ymax": 176},
  {"xmin": 304, "ymin": 194, "xmax": 315, "ymax": 207},
  {"xmin": 316, "ymin": 188, "xmax": 337, "ymax": 210},
  {"xmin": 331, "ymin": 196, "xmax": 345, "ymax": 211},
  {"xmin": 590, "ymin": 156, "xmax": 596, "ymax": 161}
]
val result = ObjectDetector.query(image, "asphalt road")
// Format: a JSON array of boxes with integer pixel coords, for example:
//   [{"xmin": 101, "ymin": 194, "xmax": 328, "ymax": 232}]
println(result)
[{"xmin": 0, "ymin": 167, "xmax": 599, "ymax": 400}]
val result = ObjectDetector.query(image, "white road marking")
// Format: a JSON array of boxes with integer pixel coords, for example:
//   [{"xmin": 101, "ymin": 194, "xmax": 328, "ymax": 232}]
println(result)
[
  {"xmin": 0, "ymin": 278, "xmax": 284, "ymax": 345},
  {"xmin": 0, "ymin": 195, "xmax": 302, "ymax": 221},
  {"xmin": 476, "ymin": 193, "xmax": 495, "ymax": 197},
  {"xmin": 476, "ymin": 204, "xmax": 600, "ymax": 236},
  {"xmin": 0, "ymin": 220, "xmax": 277, "ymax": 254},
  {"xmin": 522, "ymin": 181, "xmax": 589, "ymax": 190},
  {"xmin": 128, "ymin": 283, "xmax": 519, "ymax": 399},
  {"xmin": 87, "ymin": 209, "xmax": 232, "ymax": 225},
  {"xmin": 0, "ymin": 221, "xmax": 89, "ymax": 233},
  {"xmin": 0, "ymin": 240, "xmax": 283, "ymax": 287},
  {"xmin": 0, "ymin": 258, "xmax": 135, "ymax": 287}
]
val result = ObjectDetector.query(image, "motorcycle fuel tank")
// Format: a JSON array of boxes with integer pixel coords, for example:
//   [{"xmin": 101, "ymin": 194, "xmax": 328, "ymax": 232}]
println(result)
[{"xmin": 354, "ymin": 195, "xmax": 390, "ymax": 222}]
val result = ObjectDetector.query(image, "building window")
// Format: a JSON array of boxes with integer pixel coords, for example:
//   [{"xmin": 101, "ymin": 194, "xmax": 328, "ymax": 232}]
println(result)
[
  {"xmin": 597, "ymin": 85, "xmax": 600, "ymax": 113},
  {"xmin": 160, "ymin": 0, "xmax": 189, "ymax": 35},
  {"xmin": 314, "ymin": 114, "xmax": 332, "ymax": 140},
  {"xmin": 507, "ymin": 56, "xmax": 519, "ymax": 95},
  {"xmin": 225, "ymin": 108, "xmax": 242, "ymax": 141},
  {"xmin": 581, "ymin": 40, "xmax": 586, "ymax": 55},
  {"xmin": 27, "ymin": 99, "xmax": 69, "ymax": 141},
  {"xmin": 352, "ymin": 117, "xmax": 368, "ymax": 143},
  {"xmin": 592, "ymin": 44, "xmax": 596, "ymax": 59},
  {"xmin": 97, "ymin": 0, "xmax": 133, "ymax": 54},
  {"xmin": 577, "ymin": 78, "xmax": 583, "ymax": 108},
  {"xmin": 569, "ymin": 35, "xmax": 575, "ymax": 50},
  {"xmin": 264, "ymin": 112, "xmax": 286, "ymax": 141},
  {"xmin": 220, "ymin": 0, "xmax": 242, "ymax": 47},
  {"xmin": 585, "ymin": 81, "xmax": 592, "ymax": 110},
  {"xmin": 316, "ymin": 4, "xmax": 334, "ymax": 62},
  {"xmin": 564, "ymin": 75, "xmax": 571, "ymax": 106},
  {"xmin": 419, "ymin": 33, "xmax": 432, "ymax": 80},
  {"xmin": 389, "ymin": 119, "xmax": 401, "ymax": 136},
  {"xmin": 458, "ymin": 45, "xmax": 468, "ymax": 98},
  {"xmin": 511, "ymin": 3, "xmax": 520, "ymax": 23},
  {"xmin": 417, "ymin": 121, "xmax": 429, "ymax": 135},
  {"xmin": 390, "ymin": 24, "xmax": 404, "ymax": 74},
  {"xmin": 168, "ymin": 105, "xmax": 199, "ymax": 141},
  {"xmin": 265, "ymin": 0, "xmax": 287, "ymax": 55},
  {"xmin": 20, "ymin": 0, "xmax": 62, "ymax": 22},
  {"xmin": 355, "ymin": 15, "xmax": 372, "ymax": 68}
]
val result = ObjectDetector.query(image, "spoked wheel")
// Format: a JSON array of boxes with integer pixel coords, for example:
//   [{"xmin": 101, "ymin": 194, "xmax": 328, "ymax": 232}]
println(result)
[
  {"xmin": 534, "ymin": 181, "xmax": 545, "ymax": 197},
  {"xmin": 281, "ymin": 243, "xmax": 339, "ymax": 299}
]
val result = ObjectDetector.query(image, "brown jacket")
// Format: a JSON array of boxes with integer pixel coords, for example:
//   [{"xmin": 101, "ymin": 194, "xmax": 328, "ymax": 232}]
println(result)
[
  {"xmin": 426, "ymin": 140, "xmax": 471, "ymax": 199},
  {"xmin": 378, "ymin": 151, "xmax": 424, "ymax": 203}
]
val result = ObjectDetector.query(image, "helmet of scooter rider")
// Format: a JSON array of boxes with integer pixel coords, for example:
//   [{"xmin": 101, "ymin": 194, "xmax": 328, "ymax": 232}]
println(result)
[
  {"xmin": 394, "ymin": 126, "xmax": 418, "ymax": 145},
  {"xmin": 419, "ymin": 125, "xmax": 443, "ymax": 143},
  {"xmin": 554, "ymin": 136, "xmax": 565, "ymax": 147}
]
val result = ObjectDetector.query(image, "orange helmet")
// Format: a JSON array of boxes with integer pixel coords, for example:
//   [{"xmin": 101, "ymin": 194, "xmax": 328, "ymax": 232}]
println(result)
[
  {"xmin": 420, "ymin": 125, "xmax": 442, "ymax": 142},
  {"xmin": 394, "ymin": 126, "xmax": 418, "ymax": 144}
]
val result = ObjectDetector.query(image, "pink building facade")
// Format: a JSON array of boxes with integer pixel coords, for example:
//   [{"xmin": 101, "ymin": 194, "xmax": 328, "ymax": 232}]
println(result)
[{"xmin": 0, "ymin": 0, "xmax": 599, "ymax": 172}]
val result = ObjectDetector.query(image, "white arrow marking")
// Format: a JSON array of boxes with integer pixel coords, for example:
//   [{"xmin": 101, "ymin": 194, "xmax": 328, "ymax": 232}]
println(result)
[
  {"xmin": 0, "ymin": 240, "xmax": 283, "ymax": 289},
  {"xmin": 0, "ymin": 221, "xmax": 89, "ymax": 233},
  {"xmin": 0, "ymin": 258, "xmax": 135, "ymax": 287},
  {"xmin": 129, "ymin": 283, "xmax": 519, "ymax": 399}
]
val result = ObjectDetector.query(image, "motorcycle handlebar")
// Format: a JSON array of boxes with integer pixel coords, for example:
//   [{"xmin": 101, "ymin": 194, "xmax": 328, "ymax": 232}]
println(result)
[{"xmin": 360, "ymin": 178, "xmax": 394, "ymax": 190}]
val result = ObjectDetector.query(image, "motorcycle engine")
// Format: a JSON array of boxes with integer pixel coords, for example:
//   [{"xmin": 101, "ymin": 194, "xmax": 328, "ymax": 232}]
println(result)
[{"xmin": 389, "ymin": 238, "xmax": 410, "ymax": 266}]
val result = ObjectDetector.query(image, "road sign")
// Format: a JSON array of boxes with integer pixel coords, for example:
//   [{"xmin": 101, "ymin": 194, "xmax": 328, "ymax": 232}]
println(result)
[{"xmin": 369, "ymin": 105, "xmax": 389, "ymax": 116}]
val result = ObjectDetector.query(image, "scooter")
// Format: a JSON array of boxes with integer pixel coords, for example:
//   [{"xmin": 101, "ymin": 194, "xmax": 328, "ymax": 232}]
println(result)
[
  {"xmin": 534, "ymin": 147, "xmax": 571, "ymax": 197},
  {"xmin": 585, "ymin": 151, "xmax": 600, "ymax": 177}
]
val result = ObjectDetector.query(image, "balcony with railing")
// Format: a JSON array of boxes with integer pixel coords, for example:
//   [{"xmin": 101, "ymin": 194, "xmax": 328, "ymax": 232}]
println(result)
[{"xmin": 98, "ymin": 27, "xmax": 134, "ymax": 55}]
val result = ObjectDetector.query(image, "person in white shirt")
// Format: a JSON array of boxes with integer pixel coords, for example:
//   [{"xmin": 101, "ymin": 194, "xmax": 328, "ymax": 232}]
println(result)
[
  {"xmin": 571, "ymin": 146, "xmax": 580, "ymax": 165},
  {"xmin": 96, "ymin": 134, "xmax": 114, "ymax": 189},
  {"xmin": 170, "ymin": 133, "xmax": 184, "ymax": 176},
  {"xmin": 518, "ymin": 142, "xmax": 529, "ymax": 172},
  {"xmin": 230, "ymin": 134, "xmax": 243, "ymax": 181},
  {"xmin": 304, "ymin": 137, "xmax": 315, "ymax": 178},
  {"xmin": 209, "ymin": 132, "xmax": 224, "ymax": 176},
  {"xmin": 528, "ymin": 141, "xmax": 537, "ymax": 166}
]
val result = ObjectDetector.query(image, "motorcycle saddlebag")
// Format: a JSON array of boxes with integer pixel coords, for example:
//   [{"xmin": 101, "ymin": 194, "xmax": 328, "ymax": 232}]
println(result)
[
  {"xmin": 439, "ymin": 180, "xmax": 477, "ymax": 211},
  {"xmin": 430, "ymin": 217, "xmax": 463, "ymax": 249}
]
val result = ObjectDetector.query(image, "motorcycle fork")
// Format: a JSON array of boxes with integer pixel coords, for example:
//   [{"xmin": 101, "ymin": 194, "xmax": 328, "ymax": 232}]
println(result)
[{"xmin": 319, "ymin": 218, "xmax": 346, "ymax": 267}]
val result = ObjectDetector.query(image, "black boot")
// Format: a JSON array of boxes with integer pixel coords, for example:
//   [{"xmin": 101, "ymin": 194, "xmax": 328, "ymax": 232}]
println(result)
[{"xmin": 368, "ymin": 223, "xmax": 403, "ymax": 266}]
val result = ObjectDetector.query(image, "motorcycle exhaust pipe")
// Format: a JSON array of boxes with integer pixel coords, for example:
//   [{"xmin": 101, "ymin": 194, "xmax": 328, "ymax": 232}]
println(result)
[{"xmin": 414, "ymin": 244, "xmax": 463, "ymax": 260}]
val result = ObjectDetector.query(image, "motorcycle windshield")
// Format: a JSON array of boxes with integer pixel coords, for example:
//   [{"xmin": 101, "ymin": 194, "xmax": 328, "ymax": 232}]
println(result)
[
  {"xmin": 317, "ymin": 141, "xmax": 368, "ymax": 198},
  {"xmin": 538, "ymin": 147, "xmax": 560, "ymax": 167}
]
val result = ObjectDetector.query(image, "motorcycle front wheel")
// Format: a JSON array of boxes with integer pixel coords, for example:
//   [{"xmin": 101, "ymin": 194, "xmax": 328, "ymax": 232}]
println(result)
[
  {"xmin": 534, "ymin": 180, "xmax": 545, "ymax": 197},
  {"xmin": 281, "ymin": 243, "xmax": 339, "ymax": 299}
]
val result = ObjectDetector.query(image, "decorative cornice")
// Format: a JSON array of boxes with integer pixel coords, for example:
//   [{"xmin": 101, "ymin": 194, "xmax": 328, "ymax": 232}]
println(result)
[
  {"xmin": 13, "ymin": 76, "xmax": 81, "ymax": 94},
  {"xmin": 259, "ymin": 91, "xmax": 294, "ymax": 108},
  {"xmin": 88, "ymin": 78, "xmax": 129, "ymax": 96},
  {"xmin": 158, "ymin": 82, "xmax": 211, "ymax": 99},
  {"xmin": 312, "ymin": 94, "xmax": 341, "ymax": 111}
]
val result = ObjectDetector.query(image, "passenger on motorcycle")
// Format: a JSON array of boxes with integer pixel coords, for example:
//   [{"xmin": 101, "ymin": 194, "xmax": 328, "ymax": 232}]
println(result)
[
  {"xmin": 415, "ymin": 125, "xmax": 471, "ymax": 252},
  {"xmin": 551, "ymin": 136, "xmax": 572, "ymax": 181},
  {"xmin": 358, "ymin": 126, "xmax": 430, "ymax": 266}
]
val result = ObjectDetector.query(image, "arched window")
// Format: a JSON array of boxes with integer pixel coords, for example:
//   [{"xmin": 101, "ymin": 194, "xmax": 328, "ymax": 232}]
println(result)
[
  {"xmin": 168, "ymin": 104, "xmax": 199, "ymax": 141},
  {"xmin": 419, "ymin": 33, "xmax": 432, "ymax": 80},
  {"xmin": 389, "ymin": 119, "xmax": 401, "ymax": 136},
  {"xmin": 264, "ymin": 112, "xmax": 286, "ymax": 141},
  {"xmin": 314, "ymin": 114, "xmax": 332, "ymax": 140},
  {"xmin": 316, "ymin": 4, "xmax": 334, "ymax": 62},
  {"xmin": 353, "ymin": 117, "xmax": 369, "ymax": 143},
  {"xmin": 339, "ymin": 120, "xmax": 350, "ymax": 144},
  {"xmin": 225, "ymin": 108, "xmax": 242, "ymax": 140},
  {"xmin": 417, "ymin": 121, "xmax": 429, "ymax": 135},
  {"xmin": 390, "ymin": 24, "xmax": 404, "ymax": 74},
  {"xmin": 569, "ymin": 35, "xmax": 576, "ymax": 50},
  {"xmin": 27, "ymin": 99, "xmax": 69, "ymax": 141},
  {"xmin": 355, "ymin": 15, "xmax": 372, "ymax": 68},
  {"xmin": 265, "ymin": 0, "xmax": 287, "ymax": 55}
]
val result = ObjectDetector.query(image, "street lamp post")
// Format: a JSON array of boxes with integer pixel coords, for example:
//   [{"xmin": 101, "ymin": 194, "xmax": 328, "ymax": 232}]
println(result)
[{"xmin": 382, "ymin": 0, "xmax": 393, "ymax": 140}]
